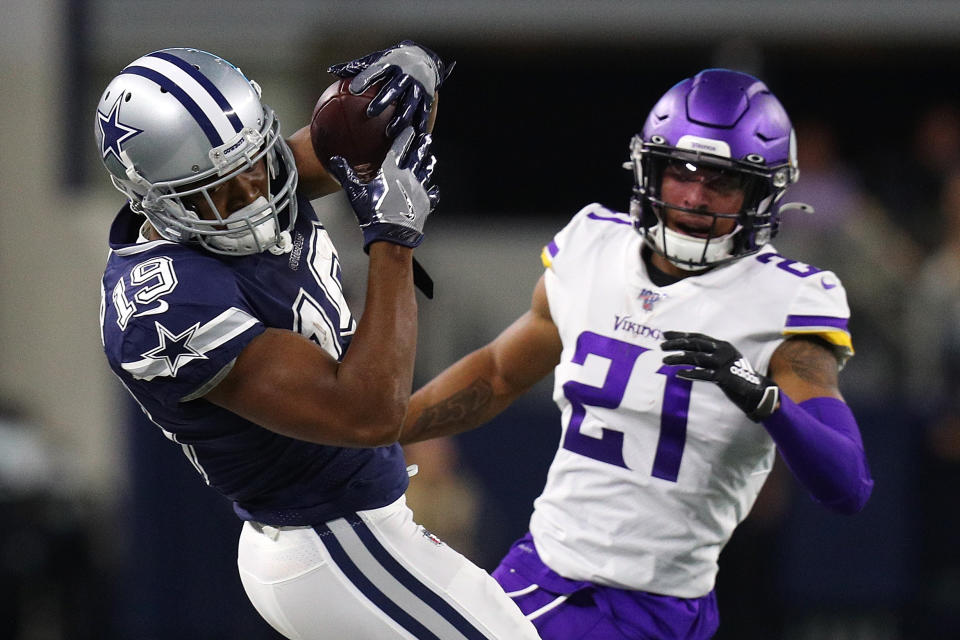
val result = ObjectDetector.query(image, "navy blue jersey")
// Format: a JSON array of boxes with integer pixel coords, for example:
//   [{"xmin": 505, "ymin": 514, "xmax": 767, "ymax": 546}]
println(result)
[{"xmin": 100, "ymin": 194, "xmax": 409, "ymax": 526}]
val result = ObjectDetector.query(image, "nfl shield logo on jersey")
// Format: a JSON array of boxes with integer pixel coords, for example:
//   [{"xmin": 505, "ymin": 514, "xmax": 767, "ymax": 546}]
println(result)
[{"xmin": 640, "ymin": 289, "xmax": 662, "ymax": 311}]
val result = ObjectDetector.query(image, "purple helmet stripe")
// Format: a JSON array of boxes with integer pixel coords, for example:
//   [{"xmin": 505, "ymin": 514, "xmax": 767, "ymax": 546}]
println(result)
[
  {"xmin": 546, "ymin": 240, "xmax": 560, "ymax": 259},
  {"xmin": 148, "ymin": 51, "xmax": 245, "ymax": 133},
  {"xmin": 121, "ymin": 66, "xmax": 224, "ymax": 147},
  {"xmin": 785, "ymin": 315, "xmax": 849, "ymax": 330}
]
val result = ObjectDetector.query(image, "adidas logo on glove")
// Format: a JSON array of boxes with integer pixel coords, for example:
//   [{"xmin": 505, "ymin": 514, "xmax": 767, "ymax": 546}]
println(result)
[{"xmin": 729, "ymin": 358, "xmax": 761, "ymax": 385}]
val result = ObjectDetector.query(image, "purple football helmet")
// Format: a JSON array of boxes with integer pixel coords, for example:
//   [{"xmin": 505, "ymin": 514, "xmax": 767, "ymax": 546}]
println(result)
[{"xmin": 625, "ymin": 68, "xmax": 799, "ymax": 269}]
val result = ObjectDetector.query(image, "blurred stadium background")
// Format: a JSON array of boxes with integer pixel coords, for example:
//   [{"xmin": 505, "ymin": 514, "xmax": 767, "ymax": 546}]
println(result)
[{"xmin": 2, "ymin": 1, "xmax": 960, "ymax": 638}]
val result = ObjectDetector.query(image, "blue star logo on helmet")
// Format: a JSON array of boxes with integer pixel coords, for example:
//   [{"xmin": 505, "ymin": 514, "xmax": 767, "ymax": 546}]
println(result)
[{"xmin": 97, "ymin": 95, "xmax": 143, "ymax": 164}]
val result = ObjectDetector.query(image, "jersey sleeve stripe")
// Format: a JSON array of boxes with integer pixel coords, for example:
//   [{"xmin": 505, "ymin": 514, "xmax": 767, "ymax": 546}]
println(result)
[
  {"xmin": 785, "ymin": 314, "xmax": 848, "ymax": 330},
  {"xmin": 121, "ymin": 307, "xmax": 259, "ymax": 380},
  {"xmin": 190, "ymin": 307, "xmax": 260, "ymax": 352},
  {"xmin": 541, "ymin": 240, "xmax": 559, "ymax": 268},
  {"xmin": 586, "ymin": 211, "xmax": 632, "ymax": 225},
  {"xmin": 783, "ymin": 314, "xmax": 853, "ymax": 352},
  {"xmin": 782, "ymin": 328, "xmax": 854, "ymax": 352}
]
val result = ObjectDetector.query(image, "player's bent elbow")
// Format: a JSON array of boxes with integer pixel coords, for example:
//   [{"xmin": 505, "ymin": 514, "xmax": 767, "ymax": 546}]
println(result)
[
  {"xmin": 338, "ymin": 403, "xmax": 407, "ymax": 448},
  {"xmin": 351, "ymin": 421, "xmax": 404, "ymax": 447},
  {"xmin": 293, "ymin": 416, "xmax": 402, "ymax": 448}
]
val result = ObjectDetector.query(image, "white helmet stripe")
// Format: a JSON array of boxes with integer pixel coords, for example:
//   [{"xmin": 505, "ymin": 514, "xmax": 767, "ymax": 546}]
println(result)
[
  {"xmin": 147, "ymin": 51, "xmax": 245, "ymax": 131},
  {"xmin": 123, "ymin": 54, "xmax": 243, "ymax": 146}
]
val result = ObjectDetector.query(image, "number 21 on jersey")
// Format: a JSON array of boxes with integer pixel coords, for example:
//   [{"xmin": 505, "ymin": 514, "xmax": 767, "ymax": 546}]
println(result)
[{"xmin": 561, "ymin": 331, "xmax": 693, "ymax": 482}]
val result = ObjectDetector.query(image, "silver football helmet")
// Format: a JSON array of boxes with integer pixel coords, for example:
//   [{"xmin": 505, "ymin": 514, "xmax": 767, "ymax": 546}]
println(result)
[{"xmin": 94, "ymin": 48, "xmax": 298, "ymax": 255}]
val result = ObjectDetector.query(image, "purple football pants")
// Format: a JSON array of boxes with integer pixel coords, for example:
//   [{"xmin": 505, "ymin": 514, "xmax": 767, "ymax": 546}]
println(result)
[{"xmin": 493, "ymin": 533, "xmax": 719, "ymax": 640}]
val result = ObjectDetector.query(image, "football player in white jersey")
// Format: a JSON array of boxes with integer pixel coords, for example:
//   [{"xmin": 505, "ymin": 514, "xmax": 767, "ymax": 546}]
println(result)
[
  {"xmin": 96, "ymin": 44, "xmax": 541, "ymax": 639},
  {"xmin": 401, "ymin": 69, "xmax": 874, "ymax": 639}
]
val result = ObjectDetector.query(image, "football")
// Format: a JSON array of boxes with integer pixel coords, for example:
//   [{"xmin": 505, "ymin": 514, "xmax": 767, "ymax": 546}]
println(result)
[
  {"xmin": 310, "ymin": 75, "xmax": 438, "ymax": 182},
  {"xmin": 309, "ymin": 77, "xmax": 397, "ymax": 182}
]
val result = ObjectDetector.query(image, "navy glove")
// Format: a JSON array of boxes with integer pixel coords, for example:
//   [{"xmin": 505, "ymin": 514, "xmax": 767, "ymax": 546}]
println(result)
[
  {"xmin": 661, "ymin": 331, "xmax": 780, "ymax": 421},
  {"xmin": 328, "ymin": 40, "xmax": 453, "ymax": 137},
  {"xmin": 327, "ymin": 126, "xmax": 438, "ymax": 251}
]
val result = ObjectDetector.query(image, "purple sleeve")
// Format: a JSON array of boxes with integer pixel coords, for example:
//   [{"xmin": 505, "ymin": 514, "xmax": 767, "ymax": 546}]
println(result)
[{"xmin": 761, "ymin": 395, "xmax": 874, "ymax": 514}]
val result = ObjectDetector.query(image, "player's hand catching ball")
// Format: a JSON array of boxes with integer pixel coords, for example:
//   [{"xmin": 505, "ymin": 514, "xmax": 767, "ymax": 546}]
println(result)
[
  {"xmin": 661, "ymin": 331, "xmax": 780, "ymax": 421},
  {"xmin": 327, "ymin": 126, "xmax": 438, "ymax": 251},
  {"xmin": 328, "ymin": 40, "xmax": 453, "ymax": 137}
]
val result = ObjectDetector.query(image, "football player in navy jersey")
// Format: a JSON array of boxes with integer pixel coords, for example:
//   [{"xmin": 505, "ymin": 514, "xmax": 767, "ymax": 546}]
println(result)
[
  {"xmin": 96, "ymin": 44, "xmax": 541, "ymax": 640},
  {"xmin": 401, "ymin": 69, "xmax": 874, "ymax": 639}
]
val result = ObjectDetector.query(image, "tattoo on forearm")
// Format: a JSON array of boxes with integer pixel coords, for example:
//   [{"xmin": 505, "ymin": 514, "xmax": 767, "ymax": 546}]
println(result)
[
  {"xmin": 413, "ymin": 379, "xmax": 494, "ymax": 438},
  {"xmin": 779, "ymin": 336, "xmax": 839, "ymax": 388}
]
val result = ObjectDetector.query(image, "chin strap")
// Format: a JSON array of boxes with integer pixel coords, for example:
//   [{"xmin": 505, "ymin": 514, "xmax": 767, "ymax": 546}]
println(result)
[{"xmin": 649, "ymin": 223, "xmax": 737, "ymax": 269}]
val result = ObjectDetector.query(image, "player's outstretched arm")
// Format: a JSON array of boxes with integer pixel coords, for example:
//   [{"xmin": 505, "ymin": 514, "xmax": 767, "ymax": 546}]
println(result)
[
  {"xmin": 661, "ymin": 333, "xmax": 873, "ymax": 514},
  {"xmin": 400, "ymin": 275, "xmax": 562, "ymax": 445},
  {"xmin": 204, "ymin": 130, "xmax": 436, "ymax": 448}
]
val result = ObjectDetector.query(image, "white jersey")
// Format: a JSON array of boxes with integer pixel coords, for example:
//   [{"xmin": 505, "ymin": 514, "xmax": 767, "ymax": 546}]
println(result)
[{"xmin": 530, "ymin": 203, "xmax": 853, "ymax": 598}]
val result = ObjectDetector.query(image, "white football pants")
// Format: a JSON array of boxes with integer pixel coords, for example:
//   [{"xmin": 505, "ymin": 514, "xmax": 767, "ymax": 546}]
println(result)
[{"xmin": 237, "ymin": 494, "xmax": 541, "ymax": 639}]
